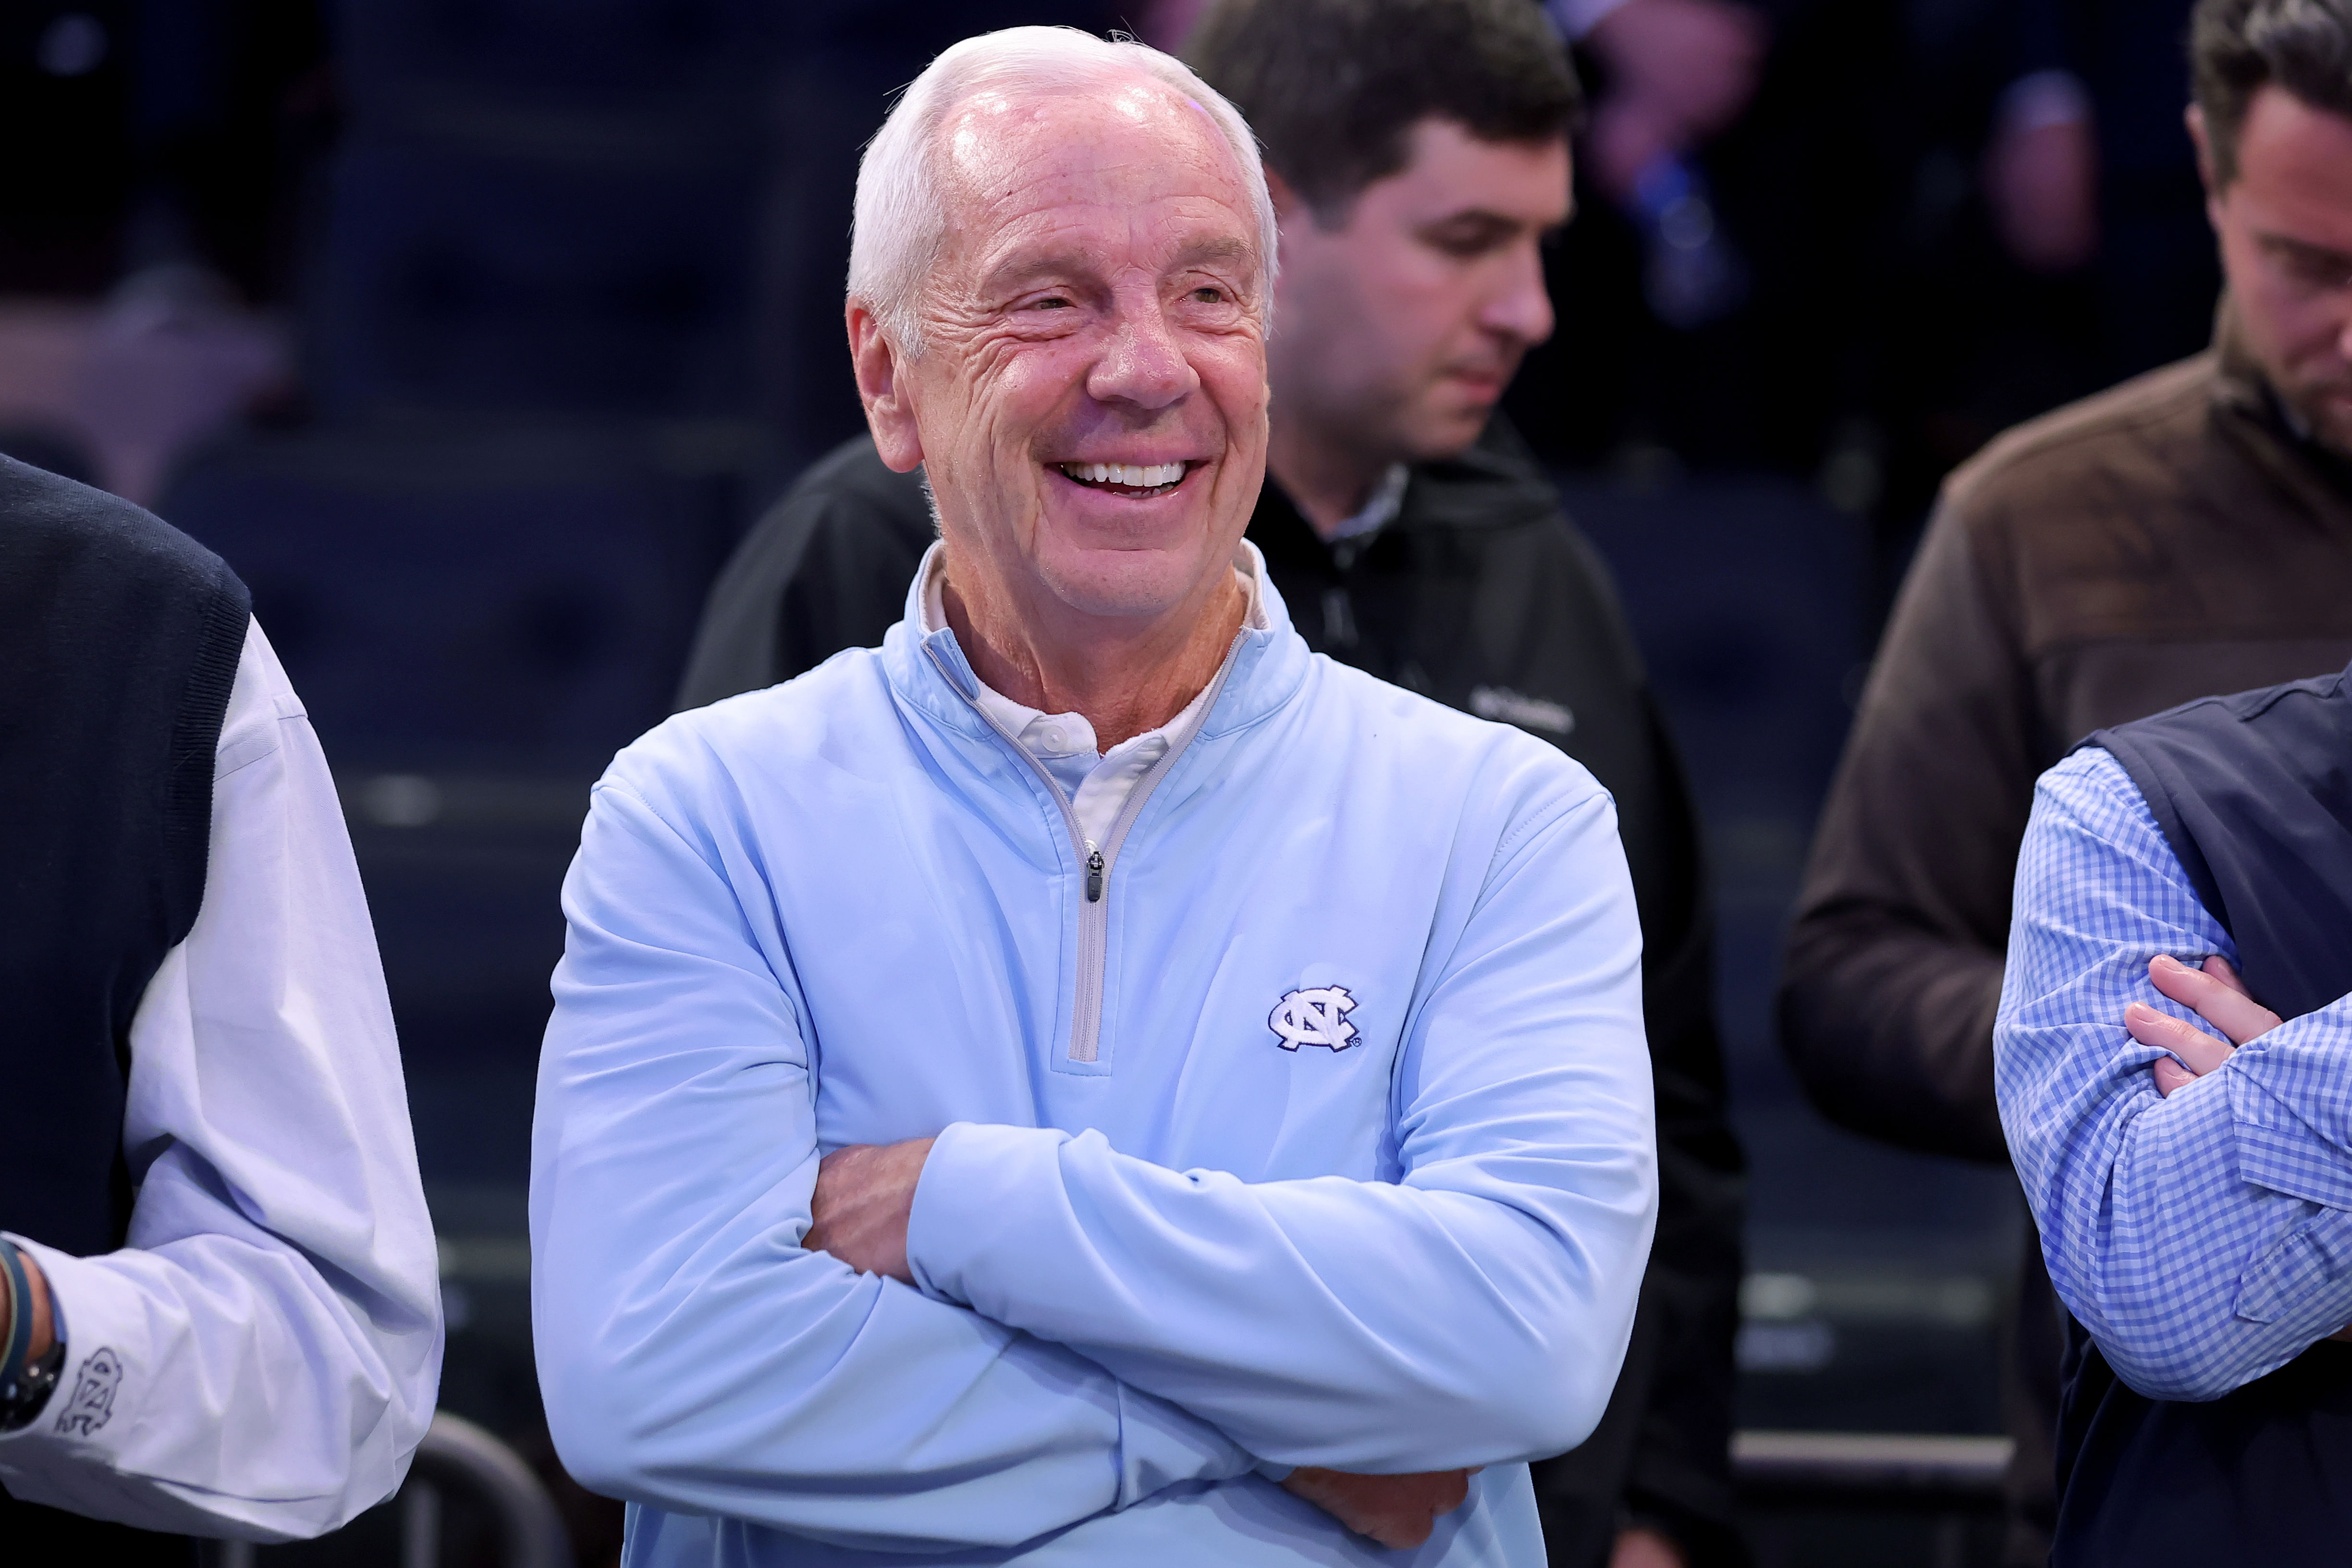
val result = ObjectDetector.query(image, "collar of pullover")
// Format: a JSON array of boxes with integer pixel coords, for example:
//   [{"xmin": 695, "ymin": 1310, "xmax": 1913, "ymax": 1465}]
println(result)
[
  {"xmin": 908, "ymin": 545, "xmax": 1275, "ymax": 847},
  {"xmin": 882, "ymin": 538, "xmax": 1311, "ymax": 757}
]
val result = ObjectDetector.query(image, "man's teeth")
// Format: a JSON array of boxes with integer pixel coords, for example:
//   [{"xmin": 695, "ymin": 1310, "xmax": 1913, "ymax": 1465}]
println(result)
[{"xmin": 1062, "ymin": 462, "xmax": 1185, "ymax": 488}]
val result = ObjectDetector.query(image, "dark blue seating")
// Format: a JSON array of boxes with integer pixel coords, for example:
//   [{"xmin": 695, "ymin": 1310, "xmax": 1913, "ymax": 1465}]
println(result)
[
  {"xmin": 335, "ymin": 0, "xmax": 780, "ymax": 113},
  {"xmin": 309, "ymin": 134, "xmax": 760, "ymax": 418},
  {"xmin": 157, "ymin": 420, "xmax": 735, "ymax": 772}
]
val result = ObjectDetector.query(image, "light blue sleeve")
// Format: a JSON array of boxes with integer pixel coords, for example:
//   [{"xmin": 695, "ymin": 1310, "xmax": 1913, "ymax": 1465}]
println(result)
[
  {"xmin": 907, "ymin": 789, "xmax": 1658, "ymax": 1471},
  {"xmin": 1996, "ymin": 747, "xmax": 2352, "ymax": 1402},
  {"xmin": 529, "ymin": 777, "xmax": 1256, "ymax": 1553}
]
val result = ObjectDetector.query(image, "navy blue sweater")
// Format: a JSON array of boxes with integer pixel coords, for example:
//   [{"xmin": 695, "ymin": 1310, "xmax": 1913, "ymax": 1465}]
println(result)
[
  {"xmin": 0, "ymin": 455, "xmax": 248, "ymax": 1561},
  {"xmin": 2053, "ymin": 663, "xmax": 2352, "ymax": 1565}
]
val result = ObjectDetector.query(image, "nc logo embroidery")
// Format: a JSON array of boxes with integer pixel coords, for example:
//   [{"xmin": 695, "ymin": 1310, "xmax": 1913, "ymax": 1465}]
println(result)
[
  {"xmin": 55, "ymin": 1347, "xmax": 122, "ymax": 1437},
  {"xmin": 1270, "ymin": 986, "xmax": 1360, "ymax": 1052}
]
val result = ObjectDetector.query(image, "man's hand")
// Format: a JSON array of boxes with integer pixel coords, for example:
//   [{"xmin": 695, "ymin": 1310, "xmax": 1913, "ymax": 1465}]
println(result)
[
  {"xmin": 2124, "ymin": 959, "xmax": 2352, "ymax": 1341},
  {"xmin": 2127, "ymin": 954, "xmax": 2281, "ymax": 1097},
  {"xmin": 803, "ymin": 1138, "xmax": 934, "ymax": 1285},
  {"xmin": 1281, "ymin": 1466, "xmax": 1473, "ymax": 1549}
]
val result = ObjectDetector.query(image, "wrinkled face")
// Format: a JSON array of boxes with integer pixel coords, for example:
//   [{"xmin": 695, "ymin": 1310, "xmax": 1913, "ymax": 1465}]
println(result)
[
  {"xmin": 1270, "ymin": 119, "xmax": 1569, "ymax": 463},
  {"xmin": 2203, "ymin": 86, "xmax": 2352, "ymax": 454},
  {"xmin": 894, "ymin": 82, "xmax": 1269, "ymax": 624}
]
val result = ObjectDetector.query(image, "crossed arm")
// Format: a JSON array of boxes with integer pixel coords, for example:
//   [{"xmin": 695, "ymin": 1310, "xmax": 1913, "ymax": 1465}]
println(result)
[
  {"xmin": 805, "ymin": 1140, "xmax": 1474, "ymax": 1548},
  {"xmin": 1995, "ymin": 749, "xmax": 2352, "ymax": 1401},
  {"xmin": 533, "ymin": 771, "xmax": 1655, "ymax": 1553}
]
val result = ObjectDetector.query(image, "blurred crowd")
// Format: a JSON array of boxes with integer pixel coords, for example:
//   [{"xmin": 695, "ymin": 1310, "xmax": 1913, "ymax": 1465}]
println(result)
[
  {"xmin": 0, "ymin": 2, "xmax": 2322, "ymax": 1568},
  {"xmin": 0, "ymin": 0, "xmax": 2219, "ymax": 544}
]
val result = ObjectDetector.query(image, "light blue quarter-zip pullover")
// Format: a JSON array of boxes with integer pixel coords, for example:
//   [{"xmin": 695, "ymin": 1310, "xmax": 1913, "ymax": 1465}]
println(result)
[{"xmin": 531, "ymin": 559, "xmax": 1658, "ymax": 1567}]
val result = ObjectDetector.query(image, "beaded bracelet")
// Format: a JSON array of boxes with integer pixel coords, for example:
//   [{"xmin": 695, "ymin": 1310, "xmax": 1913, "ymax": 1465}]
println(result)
[{"xmin": 0, "ymin": 1238, "xmax": 32, "ymax": 1401}]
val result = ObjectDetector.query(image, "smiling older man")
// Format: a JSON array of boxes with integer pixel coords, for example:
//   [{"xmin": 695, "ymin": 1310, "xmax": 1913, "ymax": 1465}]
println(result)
[{"xmin": 531, "ymin": 27, "xmax": 1656, "ymax": 1567}]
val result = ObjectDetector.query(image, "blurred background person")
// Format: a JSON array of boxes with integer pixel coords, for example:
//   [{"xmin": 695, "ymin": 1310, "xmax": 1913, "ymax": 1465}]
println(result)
[
  {"xmin": 1780, "ymin": 0, "xmax": 2352, "ymax": 1560},
  {"xmin": 1552, "ymin": 0, "xmax": 1768, "ymax": 339},
  {"xmin": 677, "ymin": 6, "xmax": 1747, "ymax": 1566}
]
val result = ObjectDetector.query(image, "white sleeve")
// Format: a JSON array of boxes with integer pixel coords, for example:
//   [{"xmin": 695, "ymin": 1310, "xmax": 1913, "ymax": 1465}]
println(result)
[{"xmin": 0, "ymin": 617, "xmax": 443, "ymax": 1542}]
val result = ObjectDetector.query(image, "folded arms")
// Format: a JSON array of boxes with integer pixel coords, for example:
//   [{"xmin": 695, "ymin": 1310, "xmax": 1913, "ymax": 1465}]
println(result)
[
  {"xmin": 532, "ymin": 774, "xmax": 1655, "ymax": 1551},
  {"xmin": 1997, "ymin": 749, "xmax": 2352, "ymax": 1402}
]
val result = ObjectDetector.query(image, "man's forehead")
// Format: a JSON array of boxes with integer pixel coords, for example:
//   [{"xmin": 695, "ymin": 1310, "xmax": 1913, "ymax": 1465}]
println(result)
[
  {"xmin": 1385, "ymin": 120, "xmax": 1573, "ymax": 219},
  {"xmin": 939, "ymin": 81, "xmax": 1236, "ymax": 205},
  {"xmin": 2235, "ymin": 87, "xmax": 2352, "ymax": 253},
  {"xmin": 946, "ymin": 73, "xmax": 1183, "ymax": 147},
  {"xmin": 933, "ymin": 84, "xmax": 1259, "ymax": 285}
]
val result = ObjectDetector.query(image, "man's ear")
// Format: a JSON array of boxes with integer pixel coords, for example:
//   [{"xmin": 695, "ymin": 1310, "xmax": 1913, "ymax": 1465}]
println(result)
[
  {"xmin": 847, "ymin": 300, "xmax": 924, "ymax": 473},
  {"xmin": 2186, "ymin": 104, "xmax": 2226, "ymax": 225},
  {"xmin": 1265, "ymin": 166, "xmax": 1308, "ymax": 230}
]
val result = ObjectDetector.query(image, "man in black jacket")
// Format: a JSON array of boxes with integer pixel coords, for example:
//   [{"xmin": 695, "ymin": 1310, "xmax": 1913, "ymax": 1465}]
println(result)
[{"xmin": 675, "ymin": 4, "xmax": 1744, "ymax": 1564}]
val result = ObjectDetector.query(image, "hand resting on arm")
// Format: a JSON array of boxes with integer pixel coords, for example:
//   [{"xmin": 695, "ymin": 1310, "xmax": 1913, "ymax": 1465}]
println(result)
[
  {"xmin": 2132, "ymin": 954, "xmax": 2277, "ymax": 1098},
  {"xmin": 2126, "ymin": 955, "xmax": 2352, "ymax": 1345}
]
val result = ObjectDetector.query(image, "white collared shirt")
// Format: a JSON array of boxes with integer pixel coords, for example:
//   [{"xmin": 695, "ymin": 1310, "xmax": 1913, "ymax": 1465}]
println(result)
[
  {"xmin": 0, "ymin": 618, "xmax": 442, "ymax": 1542},
  {"xmin": 1324, "ymin": 463, "xmax": 1410, "ymax": 545},
  {"xmin": 921, "ymin": 546, "xmax": 1271, "ymax": 849}
]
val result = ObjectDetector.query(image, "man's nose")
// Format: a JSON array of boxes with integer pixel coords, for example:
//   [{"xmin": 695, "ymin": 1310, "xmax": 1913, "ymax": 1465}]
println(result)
[
  {"xmin": 1480, "ymin": 243, "xmax": 1555, "ymax": 349},
  {"xmin": 1086, "ymin": 299, "xmax": 1199, "ymax": 411}
]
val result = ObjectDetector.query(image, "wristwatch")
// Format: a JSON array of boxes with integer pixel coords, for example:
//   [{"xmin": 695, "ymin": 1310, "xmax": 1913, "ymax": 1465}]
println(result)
[
  {"xmin": 0, "ymin": 1336, "xmax": 64, "ymax": 1432},
  {"xmin": 0, "ymin": 1238, "xmax": 63, "ymax": 1431}
]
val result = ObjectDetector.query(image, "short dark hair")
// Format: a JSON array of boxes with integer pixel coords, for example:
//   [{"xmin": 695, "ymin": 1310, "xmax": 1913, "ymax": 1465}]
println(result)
[
  {"xmin": 2192, "ymin": 0, "xmax": 2352, "ymax": 184},
  {"xmin": 1184, "ymin": 0, "xmax": 1582, "ymax": 226}
]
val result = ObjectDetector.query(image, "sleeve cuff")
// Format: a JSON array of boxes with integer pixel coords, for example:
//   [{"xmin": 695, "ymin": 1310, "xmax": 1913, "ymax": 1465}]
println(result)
[
  {"xmin": 2227, "ymin": 1074, "xmax": 2352, "ymax": 1212},
  {"xmin": 0, "ymin": 1237, "xmax": 141, "ymax": 1458},
  {"xmin": 1112, "ymin": 1381, "xmax": 1260, "ymax": 1506},
  {"xmin": 905, "ymin": 1121, "xmax": 1073, "ymax": 1309},
  {"xmin": 0, "ymin": 1236, "xmax": 177, "ymax": 1527}
]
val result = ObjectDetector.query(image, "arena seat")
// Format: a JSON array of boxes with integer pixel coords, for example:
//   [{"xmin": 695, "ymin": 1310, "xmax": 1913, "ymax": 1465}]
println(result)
[
  {"xmin": 156, "ymin": 418, "xmax": 739, "ymax": 768},
  {"xmin": 309, "ymin": 133, "xmax": 760, "ymax": 419}
]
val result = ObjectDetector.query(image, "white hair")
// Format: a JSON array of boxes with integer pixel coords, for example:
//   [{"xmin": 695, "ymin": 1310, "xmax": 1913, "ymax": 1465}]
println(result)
[{"xmin": 848, "ymin": 26, "xmax": 1277, "ymax": 355}]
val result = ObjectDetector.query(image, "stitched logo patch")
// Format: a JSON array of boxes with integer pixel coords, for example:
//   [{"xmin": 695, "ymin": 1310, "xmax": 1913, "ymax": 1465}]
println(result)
[
  {"xmin": 55, "ymin": 1347, "xmax": 122, "ymax": 1437},
  {"xmin": 1270, "ymin": 986, "xmax": 1360, "ymax": 1052}
]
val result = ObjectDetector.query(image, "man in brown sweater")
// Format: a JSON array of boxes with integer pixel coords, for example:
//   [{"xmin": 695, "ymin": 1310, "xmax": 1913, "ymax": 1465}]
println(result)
[{"xmin": 1779, "ymin": 0, "xmax": 2352, "ymax": 1560}]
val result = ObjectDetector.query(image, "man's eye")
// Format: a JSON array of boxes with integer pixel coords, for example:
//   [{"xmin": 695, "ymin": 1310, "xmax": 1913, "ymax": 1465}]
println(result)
[
  {"xmin": 1434, "ymin": 233, "xmax": 1502, "ymax": 259},
  {"xmin": 2294, "ymin": 257, "xmax": 2352, "ymax": 290},
  {"xmin": 1192, "ymin": 286, "xmax": 1225, "ymax": 304},
  {"xmin": 1421, "ymin": 220, "xmax": 1516, "ymax": 259},
  {"xmin": 2266, "ymin": 243, "xmax": 2352, "ymax": 290},
  {"xmin": 1029, "ymin": 295, "xmax": 1073, "ymax": 310}
]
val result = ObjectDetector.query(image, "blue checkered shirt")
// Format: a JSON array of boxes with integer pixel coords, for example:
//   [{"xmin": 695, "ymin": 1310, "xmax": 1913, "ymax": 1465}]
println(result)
[{"xmin": 1996, "ymin": 746, "xmax": 2352, "ymax": 1402}]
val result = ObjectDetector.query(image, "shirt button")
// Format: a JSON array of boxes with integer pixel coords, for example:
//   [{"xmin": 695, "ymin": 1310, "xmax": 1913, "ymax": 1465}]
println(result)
[{"xmin": 1041, "ymin": 728, "xmax": 1066, "ymax": 750}]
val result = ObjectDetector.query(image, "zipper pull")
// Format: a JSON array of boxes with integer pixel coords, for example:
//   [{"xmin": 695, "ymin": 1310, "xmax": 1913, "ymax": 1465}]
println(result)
[{"xmin": 1085, "ymin": 846, "xmax": 1105, "ymax": 903}]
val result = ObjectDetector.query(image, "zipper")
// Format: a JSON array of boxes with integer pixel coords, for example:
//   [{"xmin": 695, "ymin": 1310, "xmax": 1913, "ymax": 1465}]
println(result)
[{"xmin": 923, "ymin": 631, "xmax": 1247, "ymax": 1065}]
